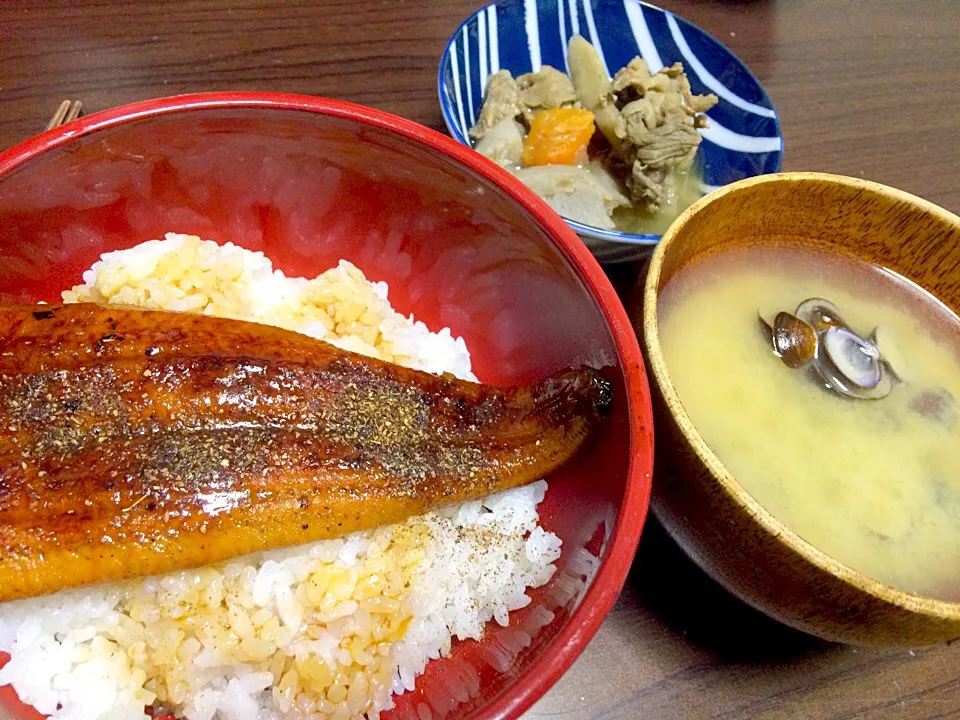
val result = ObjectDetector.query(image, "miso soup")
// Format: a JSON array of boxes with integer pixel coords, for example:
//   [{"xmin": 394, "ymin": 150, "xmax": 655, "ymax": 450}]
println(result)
[{"xmin": 659, "ymin": 244, "xmax": 960, "ymax": 601}]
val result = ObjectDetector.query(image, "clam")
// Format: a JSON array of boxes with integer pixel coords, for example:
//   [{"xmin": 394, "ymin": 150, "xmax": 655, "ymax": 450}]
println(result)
[
  {"xmin": 757, "ymin": 312, "xmax": 773, "ymax": 344},
  {"xmin": 759, "ymin": 297, "xmax": 899, "ymax": 401},
  {"xmin": 796, "ymin": 298, "xmax": 846, "ymax": 332},
  {"xmin": 813, "ymin": 326, "xmax": 895, "ymax": 400},
  {"xmin": 811, "ymin": 356, "xmax": 895, "ymax": 400},
  {"xmin": 822, "ymin": 326, "xmax": 882, "ymax": 389},
  {"xmin": 771, "ymin": 312, "xmax": 817, "ymax": 369}
]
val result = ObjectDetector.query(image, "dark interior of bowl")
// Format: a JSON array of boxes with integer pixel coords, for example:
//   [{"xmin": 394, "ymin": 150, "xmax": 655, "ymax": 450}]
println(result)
[{"xmin": 0, "ymin": 105, "xmax": 638, "ymax": 719}]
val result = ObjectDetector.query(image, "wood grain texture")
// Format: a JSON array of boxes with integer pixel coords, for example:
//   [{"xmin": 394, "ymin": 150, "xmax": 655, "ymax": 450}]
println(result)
[{"xmin": 0, "ymin": 0, "xmax": 958, "ymax": 718}]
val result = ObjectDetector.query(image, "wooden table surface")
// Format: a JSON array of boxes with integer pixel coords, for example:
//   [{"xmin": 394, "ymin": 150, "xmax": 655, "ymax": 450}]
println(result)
[{"xmin": 1, "ymin": 1, "xmax": 959, "ymax": 718}]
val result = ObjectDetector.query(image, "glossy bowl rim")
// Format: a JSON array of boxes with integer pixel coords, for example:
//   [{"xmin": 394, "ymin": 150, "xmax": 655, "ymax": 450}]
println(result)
[
  {"xmin": 642, "ymin": 170, "xmax": 960, "ymax": 622},
  {"xmin": 436, "ymin": 0, "xmax": 785, "ymax": 249},
  {"xmin": 0, "ymin": 91, "xmax": 655, "ymax": 720}
]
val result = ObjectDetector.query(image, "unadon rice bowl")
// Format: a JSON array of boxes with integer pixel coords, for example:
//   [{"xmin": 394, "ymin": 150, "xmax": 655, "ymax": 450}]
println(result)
[{"xmin": 0, "ymin": 234, "xmax": 563, "ymax": 720}]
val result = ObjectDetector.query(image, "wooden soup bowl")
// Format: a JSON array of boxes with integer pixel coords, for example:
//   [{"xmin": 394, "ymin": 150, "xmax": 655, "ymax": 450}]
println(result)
[{"xmin": 637, "ymin": 172, "xmax": 960, "ymax": 646}]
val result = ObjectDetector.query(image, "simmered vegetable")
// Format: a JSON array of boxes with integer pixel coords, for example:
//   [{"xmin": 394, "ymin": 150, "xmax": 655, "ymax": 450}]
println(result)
[
  {"xmin": 521, "ymin": 108, "xmax": 596, "ymax": 166},
  {"xmin": 566, "ymin": 34, "xmax": 622, "ymax": 150},
  {"xmin": 470, "ymin": 35, "xmax": 718, "ymax": 233}
]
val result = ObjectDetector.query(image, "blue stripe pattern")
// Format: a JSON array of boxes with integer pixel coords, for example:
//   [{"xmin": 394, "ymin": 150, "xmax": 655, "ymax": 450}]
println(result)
[{"xmin": 438, "ymin": 0, "xmax": 783, "ymax": 260}]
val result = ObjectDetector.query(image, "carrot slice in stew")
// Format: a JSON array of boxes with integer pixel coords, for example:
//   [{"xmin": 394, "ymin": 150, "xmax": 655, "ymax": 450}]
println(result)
[{"xmin": 521, "ymin": 108, "xmax": 596, "ymax": 167}]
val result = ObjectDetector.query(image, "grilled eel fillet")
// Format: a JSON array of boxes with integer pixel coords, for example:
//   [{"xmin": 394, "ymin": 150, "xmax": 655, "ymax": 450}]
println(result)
[{"xmin": 0, "ymin": 303, "xmax": 611, "ymax": 601}]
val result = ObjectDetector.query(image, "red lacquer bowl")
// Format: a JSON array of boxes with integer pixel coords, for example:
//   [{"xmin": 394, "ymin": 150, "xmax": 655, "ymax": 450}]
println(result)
[{"xmin": 0, "ymin": 93, "xmax": 653, "ymax": 720}]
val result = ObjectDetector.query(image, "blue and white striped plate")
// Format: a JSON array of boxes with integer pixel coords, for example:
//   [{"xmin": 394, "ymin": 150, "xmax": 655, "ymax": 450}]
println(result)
[{"xmin": 438, "ymin": 0, "xmax": 783, "ymax": 262}]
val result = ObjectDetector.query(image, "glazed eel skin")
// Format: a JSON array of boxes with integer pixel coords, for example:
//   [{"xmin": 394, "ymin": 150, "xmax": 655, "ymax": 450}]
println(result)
[{"xmin": 0, "ymin": 303, "xmax": 610, "ymax": 601}]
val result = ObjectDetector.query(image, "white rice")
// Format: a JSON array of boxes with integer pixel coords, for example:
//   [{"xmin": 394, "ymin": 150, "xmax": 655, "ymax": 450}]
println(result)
[{"xmin": 0, "ymin": 234, "xmax": 562, "ymax": 720}]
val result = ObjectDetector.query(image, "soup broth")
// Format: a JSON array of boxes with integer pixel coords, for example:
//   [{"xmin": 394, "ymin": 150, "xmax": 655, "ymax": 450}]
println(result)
[{"xmin": 659, "ymin": 244, "xmax": 960, "ymax": 601}]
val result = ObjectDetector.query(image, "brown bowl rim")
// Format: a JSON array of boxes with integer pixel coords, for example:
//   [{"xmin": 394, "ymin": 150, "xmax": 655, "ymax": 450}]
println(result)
[{"xmin": 643, "ymin": 170, "xmax": 960, "ymax": 622}]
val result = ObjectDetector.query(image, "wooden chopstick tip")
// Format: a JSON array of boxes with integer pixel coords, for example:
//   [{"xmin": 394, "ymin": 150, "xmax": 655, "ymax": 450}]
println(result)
[{"xmin": 45, "ymin": 100, "xmax": 83, "ymax": 131}]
